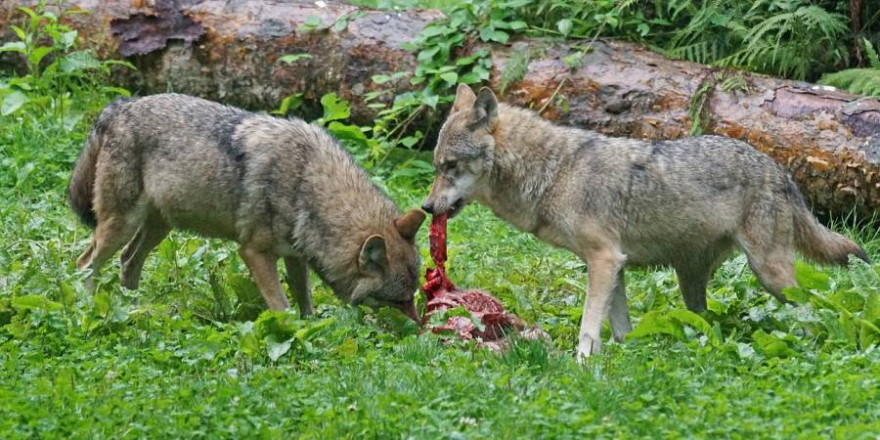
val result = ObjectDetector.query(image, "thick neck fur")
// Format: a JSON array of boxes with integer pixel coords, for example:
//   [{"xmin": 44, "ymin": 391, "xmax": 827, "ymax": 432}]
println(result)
[{"xmin": 476, "ymin": 104, "xmax": 588, "ymax": 231}]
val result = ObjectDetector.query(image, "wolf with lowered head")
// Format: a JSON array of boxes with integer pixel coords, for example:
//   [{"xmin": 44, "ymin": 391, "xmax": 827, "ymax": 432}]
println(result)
[
  {"xmin": 422, "ymin": 84, "xmax": 868, "ymax": 359},
  {"xmin": 69, "ymin": 94, "xmax": 425, "ymax": 321}
]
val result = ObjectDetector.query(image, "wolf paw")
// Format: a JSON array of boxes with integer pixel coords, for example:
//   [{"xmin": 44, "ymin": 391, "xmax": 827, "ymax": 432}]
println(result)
[
  {"xmin": 120, "ymin": 268, "xmax": 139, "ymax": 290},
  {"xmin": 576, "ymin": 334, "xmax": 602, "ymax": 363}
]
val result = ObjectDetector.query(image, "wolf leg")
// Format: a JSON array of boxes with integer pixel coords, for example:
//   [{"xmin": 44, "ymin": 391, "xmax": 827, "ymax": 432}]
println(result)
[
  {"xmin": 284, "ymin": 256, "xmax": 312, "ymax": 317},
  {"xmin": 675, "ymin": 266, "xmax": 710, "ymax": 313},
  {"xmin": 120, "ymin": 213, "xmax": 170, "ymax": 290},
  {"xmin": 607, "ymin": 270, "xmax": 631, "ymax": 343},
  {"xmin": 736, "ymin": 212, "xmax": 797, "ymax": 302},
  {"xmin": 675, "ymin": 245, "xmax": 733, "ymax": 312},
  {"xmin": 81, "ymin": 215, "xmax": 140, "ymax": 287},
  {"xmin": 76, "ymin": 242, "xmax": 96, "ymax": 271},
  {"xmin": 739, "ymin": 244, "xmax": 796, "ymax": 302},
  {"xmin": 238, "ymin": 246, "xmax": 291, "ymax": 310},
  {"xmin": 578, "ymin": 248, "xmax": 626, "ymax": 361}
]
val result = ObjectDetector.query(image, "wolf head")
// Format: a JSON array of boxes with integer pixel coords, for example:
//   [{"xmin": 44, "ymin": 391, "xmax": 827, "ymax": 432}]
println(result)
[
  {"xmin": 349, "ymin": 209, "xmax": 426, "ymax": 322},
  {"xmin": 422, "ymin": 84, "xmax": 499, "ymax": 217}
]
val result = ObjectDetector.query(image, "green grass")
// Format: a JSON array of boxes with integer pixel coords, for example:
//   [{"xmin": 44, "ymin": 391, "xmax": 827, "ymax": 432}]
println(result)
[{"xmin": 3, "ymin": 96, "xmax": 880, "ymax": 438}]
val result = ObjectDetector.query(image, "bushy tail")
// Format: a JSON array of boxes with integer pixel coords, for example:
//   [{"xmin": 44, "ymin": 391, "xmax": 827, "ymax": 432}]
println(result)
[
  {"xmin": 67, "ymin": 97, "xmax": 133, "ymax": 228},
  {"xmin": 790, "ymin": 182, "xmax": 869, "ymax": 265},
  {"xmin": 68, "ymin": 133, "xmax": 100, "ymax": 229}
]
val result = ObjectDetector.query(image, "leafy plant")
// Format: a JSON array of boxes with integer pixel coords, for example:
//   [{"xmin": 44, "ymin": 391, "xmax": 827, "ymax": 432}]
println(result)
[
  {"xmin": 820, "ymin": 38, "xmax": 880, "ymax": 96},
  {"xmin": 0, "ymin": 1, "xmax": 133, "ymax": 129}
]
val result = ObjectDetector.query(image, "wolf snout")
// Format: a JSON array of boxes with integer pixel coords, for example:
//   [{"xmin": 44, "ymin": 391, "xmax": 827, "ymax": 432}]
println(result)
[{"xmin": 421, "ymin": 201, "xmax": 435, "ymax": 214}]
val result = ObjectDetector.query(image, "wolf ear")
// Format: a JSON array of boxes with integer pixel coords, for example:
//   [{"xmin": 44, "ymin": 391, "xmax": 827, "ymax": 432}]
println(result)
[
  {"xmin": 394, "ymin": 209, "xmax": 426, "ymax": 242},
  {"xmin": 451, "ymin": 83, "xmax": 477, "ymax": 113},
  {"xmin": 359, "ymin": 235, "xmax": 387, "ymax": 273},
  {"xmin": 473, "ymin": 87, "xmax": 498, "ymax": 128}
]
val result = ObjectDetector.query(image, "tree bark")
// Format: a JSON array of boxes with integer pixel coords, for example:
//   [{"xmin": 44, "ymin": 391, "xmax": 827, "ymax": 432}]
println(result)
[{"xmin": 2, "ymin": 0, "xmax": 880, "ymax": 216}]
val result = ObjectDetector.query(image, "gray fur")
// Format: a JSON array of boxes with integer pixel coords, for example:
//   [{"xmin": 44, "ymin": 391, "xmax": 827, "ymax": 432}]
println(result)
[
  {"xmin": 424, "ymin": 84, "xmax": 867, "ymax": 359},
  {"xmin": 69, "ymin": 94, "xmax": 425, "ymax": 319}
]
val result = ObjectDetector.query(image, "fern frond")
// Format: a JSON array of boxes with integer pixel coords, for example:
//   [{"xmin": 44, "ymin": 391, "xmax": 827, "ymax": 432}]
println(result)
[
  {"xmin": 820, "ymin": 69, "xmax": 880, "ymax": 97},
  {"xmin": 499, "ymin": 46, "xmax": 530, "ymax": 94},
  {"xmin": 864, "ymin": 38, "xmax": 880, "ymax": 70}
]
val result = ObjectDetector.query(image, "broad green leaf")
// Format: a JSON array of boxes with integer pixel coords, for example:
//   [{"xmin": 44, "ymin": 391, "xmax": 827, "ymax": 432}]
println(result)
[
  {"xmin": 101, "ymin": 86, "xmax": 132, "ymax": 97},
  {"xmin": 266, "ymin": 335, "xmax": 293, "ymax": 362},
  {"xmin": 327, "ymin": 121, "xmax": 369, "ymax": 145},
  {"xmin": 320, "ymin": 93, "xmax": 350, "ymax": 123},
  {"xmin": 337, "ymin": 337, "xmax": 358, "ymax": 357},
  {"xmin": 440, "ymin": 71, "xmax": 458, "ymax": 84},
  {"xmin": 2, "ymin": 90, "xmax": 29, "ymax": 115},
  {"xmin": 60, "ymin": 50, "xmax": 102, "ymax": 73},
  {"xmin": 795, "ymin": 261, "xmax": 830, "ymax": 291},
  {"xmin": 859, "ymin": 321, "xmax": 880, "ymax": 349},
  {"xmin": 0, "ymin": 41, "xmax": 26, "ymax": 54},
  {"xmin": 59, "ymin": 30, "xmax": 77, "ymax": 50},
  {"xmin": 848, "ymin": 257, "xmax": 879, "ymax": 295},
  {"xmin": 256, "ymin": 310, "xmax": 303, "ymax": 341},
  {"xmin": 864, "ymin": 292, "xmax": 880, "ymax": 325},
  {"xmin": 59, "ymin": 282, "xmax": 76, "ymax": 307},
  {"xmin": 372, "ymin": 74, "xmax": 391, "ymax": 84},
  {"xmin": 752, "ymin": 330, "xmax": 797, "ymax": 358},
  {"xmin": 480, "ymin": 28, "xmax": 509, "ymax": 43},
  {"xmin": 400, "ymin": 135, "xmax": 420, "ymax": 148},
  {"xmin": 295, "ymin": 317, "xmax": 337, "ymax": 341},
  {"xmin": 331, "ymin": 17, "xmax": 348, "ymax": 33},
  {"xmin": 419, "ymin": 25, "xmax": 450, "ymax": 38},
  {"xmin": 557, "ymin": 19, "xmax": 573, "ymax": 36},
  {"xmin": 299, "ymin": 15, "xmax": 324, "ymax": 32},
  {"xmin": 10, "ymin": 25, "xmax": 26, "ymax": 40},
  {"xmin": 62, "ymin": 109, "xmax": 85, "ymax": 132},
  {"xmin": 668, "ymin": 309, "xmax": 719, "ymax": 345},
  {"xmin": 417, "ymin": 46, "xmax": 440, "ymax": 63},
  {"xmin": 830, "ymin": 289, "xmax": 865, "ymax": 314},
  {"xmin": 628, "ymin": 311, "xmax": 686, "ymax": 341},
  {"xmin": 271, "ymin": 93, "xmax": 303, "ymax": 115},
  {"xmin": 12, "ymin": 295, "xmax": 62, "ymax": 311},
  {"xmin": 782, "ymin": 286, "xmax": 810, "ymax": 303}
]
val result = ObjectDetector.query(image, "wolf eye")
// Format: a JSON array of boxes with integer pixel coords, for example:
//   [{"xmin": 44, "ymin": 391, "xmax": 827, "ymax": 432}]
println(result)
[{"xmin": 442, "ymin": 160, "xmax": 457, "ymax": 172}]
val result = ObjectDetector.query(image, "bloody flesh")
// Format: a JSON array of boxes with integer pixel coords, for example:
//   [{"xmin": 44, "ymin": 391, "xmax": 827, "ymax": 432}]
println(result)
[
  {"xmin": 422, "ymin": 214, "xmax": 532, "ymax": 342},
  {"xmin": 423, "ymin": 213, "xmax": 455, "ymax": 296}
]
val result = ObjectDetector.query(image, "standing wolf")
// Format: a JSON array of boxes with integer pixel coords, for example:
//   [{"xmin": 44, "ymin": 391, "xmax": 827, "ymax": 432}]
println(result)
[
  {"xmin": 69, "ymin": 94, "xmax": 425, "ymax": 321},
  {"xmin": 423, "ymin": 84, "xmax": 868, "ymax": 358}
]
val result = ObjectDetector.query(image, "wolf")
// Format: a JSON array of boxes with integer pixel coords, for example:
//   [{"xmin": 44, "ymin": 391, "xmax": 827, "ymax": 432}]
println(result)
[
  {"xmin": 69, "ymin": 94, "xmax": 425, "ymax": 321},
  {"xmin": 422, "ymin": 84, "xmax": 868, "ymax": 358}
]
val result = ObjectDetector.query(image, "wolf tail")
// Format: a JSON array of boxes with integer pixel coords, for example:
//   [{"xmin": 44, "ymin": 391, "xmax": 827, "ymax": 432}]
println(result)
[
  {"xmin": 789, "ymin": 178, "xmax": 869, "ymax": 265},
  {"xmin": 68, "ymin": 98, "xmax": 131, "ymax": 229},
  {"xmin": 68, "ymin": 131, "xmax": 101, "ymax": 229}
]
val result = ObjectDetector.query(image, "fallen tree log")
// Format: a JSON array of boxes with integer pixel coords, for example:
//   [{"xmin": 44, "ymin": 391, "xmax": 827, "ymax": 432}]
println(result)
[{"xmin": 2, "ymin": 0, "xmax": 880, "ymax": 216}]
